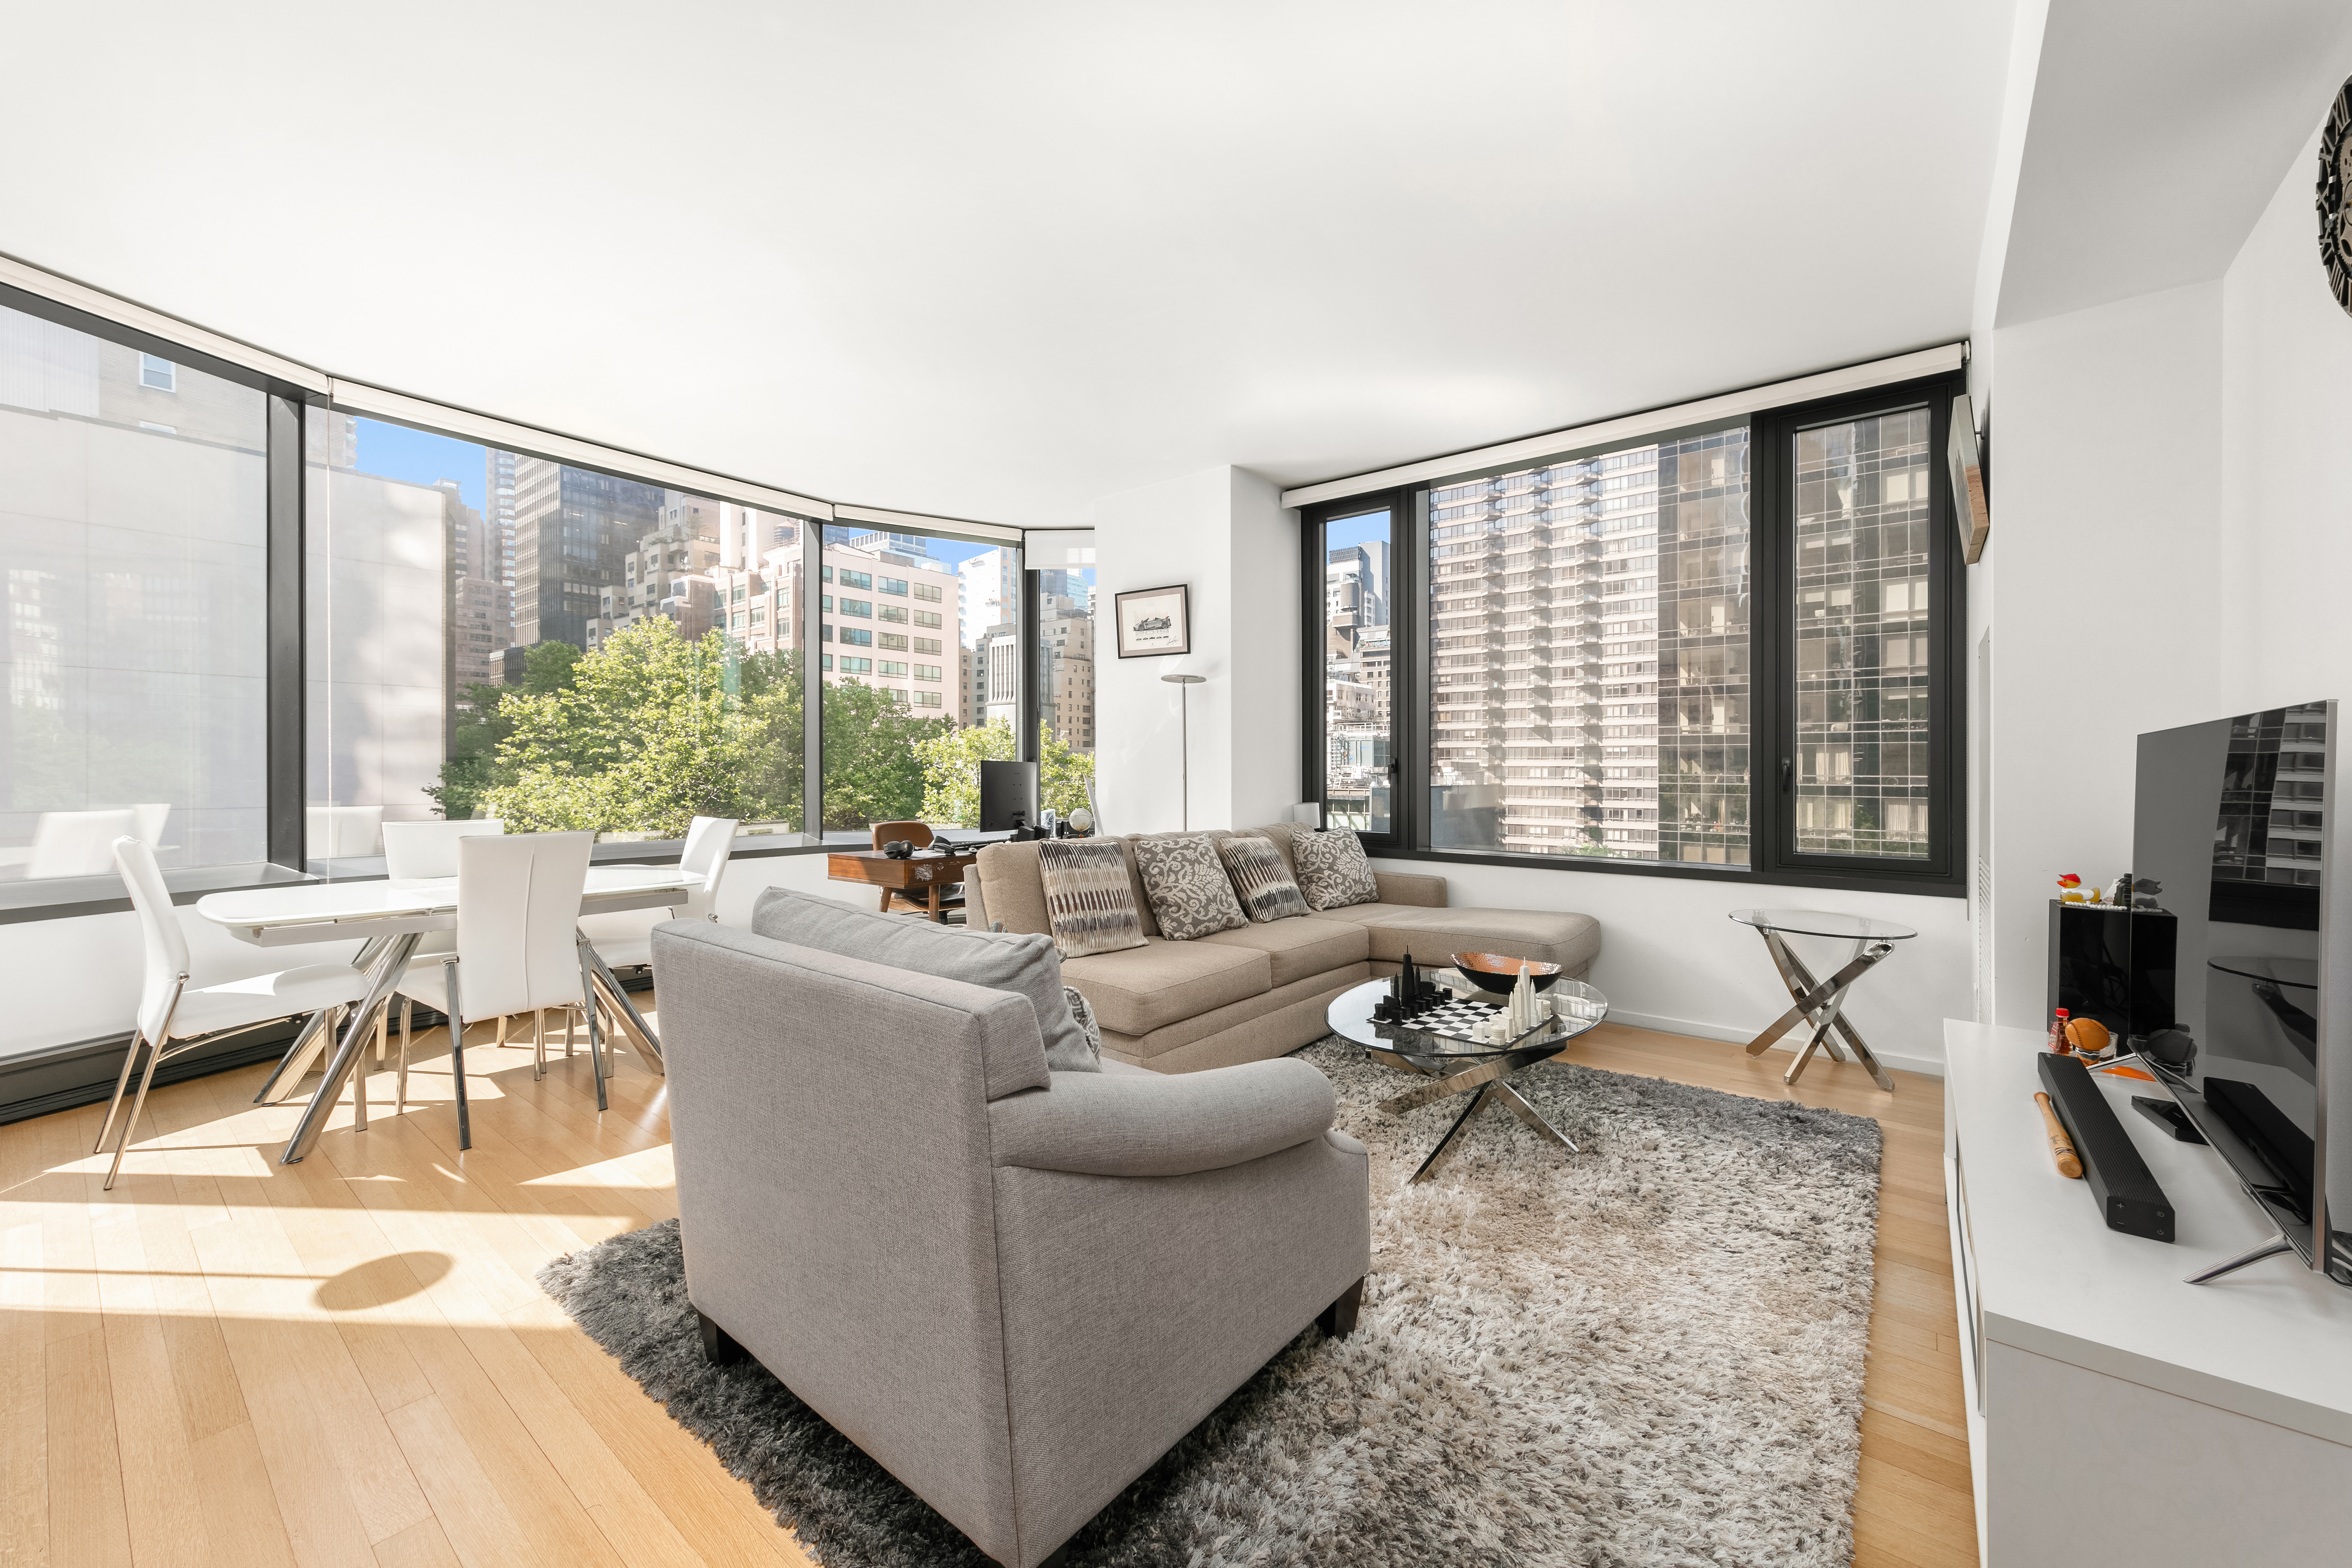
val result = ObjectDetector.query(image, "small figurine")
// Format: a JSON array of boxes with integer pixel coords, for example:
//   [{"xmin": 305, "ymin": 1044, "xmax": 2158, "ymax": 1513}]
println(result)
[
  {"xmin": 2048, "ymin": 1006, "xmax": 2072, "ymax": 1054},
  {"xmin": 2057, "ymin": 873, "xmax": 2085, "ymax": 904},
  {"xmin": 2133, "ymin": 876, "xmax": 2164, "ymax": 912}
]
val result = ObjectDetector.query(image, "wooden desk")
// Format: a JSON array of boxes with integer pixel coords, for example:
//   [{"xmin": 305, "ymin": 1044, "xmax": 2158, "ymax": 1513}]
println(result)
[{"xmin": 827, "ymin": 849, "xmax": 976, "ymax": 922}]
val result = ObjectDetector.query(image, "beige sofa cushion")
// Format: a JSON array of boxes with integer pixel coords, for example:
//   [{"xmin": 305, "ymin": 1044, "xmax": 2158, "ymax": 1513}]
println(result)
[
  {"xmin": 979, "ymin": 836, "xmax": 1161, "ymax": 938},
  {"xmin": 1059, "ymin": 937, "xmax": 1270, "ymax": 1038},
  {"xmin": 1323, "ymin": 904, "xmax": 1602, "ymax": 972},
  {"xmin": 1195, "ymin": 914, "xmax": 1369, "ymax": 988}
]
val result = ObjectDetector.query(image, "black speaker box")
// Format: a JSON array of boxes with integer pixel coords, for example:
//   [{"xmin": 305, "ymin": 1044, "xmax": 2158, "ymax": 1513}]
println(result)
[
  {"xmin": 2037, "ymin": 1051, "xmax": 2176, "ymax": 1242},
  {"xmin": 2047, "ymin": 901, "xmax": 2176, "ymax": 1044}
]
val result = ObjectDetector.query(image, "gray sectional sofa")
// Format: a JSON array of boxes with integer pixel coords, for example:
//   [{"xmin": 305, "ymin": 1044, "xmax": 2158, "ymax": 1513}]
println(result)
[{"xmin": 968, "ymin": 822, "xmax": 1601, "ymax": 1073}]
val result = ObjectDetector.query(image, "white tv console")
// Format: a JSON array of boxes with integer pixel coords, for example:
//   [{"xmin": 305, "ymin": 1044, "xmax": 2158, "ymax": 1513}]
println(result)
[{"xmin": 1941, "ymin": 1020, "xmax": 2352, "ymax": 1566}]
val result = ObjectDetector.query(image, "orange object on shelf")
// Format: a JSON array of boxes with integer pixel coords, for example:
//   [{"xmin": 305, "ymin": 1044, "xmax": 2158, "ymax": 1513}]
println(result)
[
  {"xmin": 2065, "ymin": 1017, "xmax": 2112, "ymax": 1054},
  {"xmin": 2093, "ymin": 1063, "xmax": 2157, "ymax": 1083}
]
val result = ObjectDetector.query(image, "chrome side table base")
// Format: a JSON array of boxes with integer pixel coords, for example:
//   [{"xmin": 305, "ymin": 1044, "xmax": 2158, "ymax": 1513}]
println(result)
[
  {"xmin": 1741, "ymin": 932, "xmax": 1898, "ymax": 1092},
  {"xmin": 1366, "ymin": 1038, "xmax": 1579, "ymax": 1183}
]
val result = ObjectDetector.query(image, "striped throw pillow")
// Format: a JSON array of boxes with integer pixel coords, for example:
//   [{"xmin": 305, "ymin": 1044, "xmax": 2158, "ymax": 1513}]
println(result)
[
  {"xmin": 1216, "ymin": 833, "xmax": 1310, "ymax": 923},
  {"xmin": 1035, "ymin": 839, "xmax": 1148, "ymax": 958}
]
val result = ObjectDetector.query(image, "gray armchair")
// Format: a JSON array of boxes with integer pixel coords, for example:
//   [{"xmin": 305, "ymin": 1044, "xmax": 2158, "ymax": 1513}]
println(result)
[{"xmin": 651, "ymin": 920, "xmax": 1370, "ymax": 1568}]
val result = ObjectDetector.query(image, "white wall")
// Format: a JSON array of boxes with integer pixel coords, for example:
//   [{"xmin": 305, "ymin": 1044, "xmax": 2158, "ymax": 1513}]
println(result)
[
  {"xmin": 1976, "ymin": 281, "xmax": 2227, "ymax": 1027},
  {"xmin": 1089, "ymin": 465, "xmax": 1299, "ymax": 837},
  {"xmin": 1372, "ymin": 856, "xmax": 1970, "ymax": 1078},
  {"xmin": 2218, "ymin": 124, "xmax": 2352, "ymax": 712}
]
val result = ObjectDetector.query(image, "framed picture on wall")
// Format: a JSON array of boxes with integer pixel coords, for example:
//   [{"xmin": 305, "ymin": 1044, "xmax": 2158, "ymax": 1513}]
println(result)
[{"xmin": 1114, "ymin": 584, "xmax": 1190, "ymax": 658}]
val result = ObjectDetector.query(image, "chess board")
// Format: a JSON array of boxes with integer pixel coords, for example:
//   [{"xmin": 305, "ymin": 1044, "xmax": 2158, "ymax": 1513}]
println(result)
[{"xmin": 1375, "ymin": 993, "xmax": 1553, "ymax": 1051}]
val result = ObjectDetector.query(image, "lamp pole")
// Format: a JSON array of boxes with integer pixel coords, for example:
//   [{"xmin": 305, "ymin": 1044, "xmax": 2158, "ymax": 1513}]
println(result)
[{"xmin": 1161, "ymin": 671, "xmax": 1206, "ymax": 831}]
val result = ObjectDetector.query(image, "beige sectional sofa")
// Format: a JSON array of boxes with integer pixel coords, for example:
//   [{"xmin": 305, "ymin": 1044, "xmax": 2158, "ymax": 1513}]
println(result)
[{"xmin": 968, "ymin": 823, "xmax": 1600, "ymax": 1075}]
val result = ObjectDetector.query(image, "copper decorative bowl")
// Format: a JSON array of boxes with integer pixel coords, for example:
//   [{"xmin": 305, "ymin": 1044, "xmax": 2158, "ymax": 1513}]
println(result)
[{"xmin": 1451, "ymin": 951, "xmax": 1563, "ymax": 996}]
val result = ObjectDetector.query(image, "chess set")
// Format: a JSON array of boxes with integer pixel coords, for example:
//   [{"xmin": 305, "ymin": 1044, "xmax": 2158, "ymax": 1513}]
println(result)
[{"xmin": 1369, "ymin": 953, "xmax": 1555, "ymax": 1052}]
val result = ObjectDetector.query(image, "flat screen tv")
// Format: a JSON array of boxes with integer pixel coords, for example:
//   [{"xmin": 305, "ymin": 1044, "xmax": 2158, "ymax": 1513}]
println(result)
[{"xmin": 2133, "ymin": 701, "xmax": 2351, "ymax": 1286}]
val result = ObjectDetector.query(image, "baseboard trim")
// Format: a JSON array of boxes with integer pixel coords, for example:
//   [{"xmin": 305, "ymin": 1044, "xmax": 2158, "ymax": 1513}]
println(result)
[
  {"xmin": 1603, "ymin": 1007, "xmax": 1944, "ymax": 1079},
  {"xmin": 0, "ymin": 1024, "xmax": 304, "ymax": 1127}
]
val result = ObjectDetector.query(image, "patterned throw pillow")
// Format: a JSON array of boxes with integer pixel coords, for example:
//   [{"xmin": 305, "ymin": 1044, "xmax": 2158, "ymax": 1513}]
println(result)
[
  {"xmin": 1063, "ymin": 986, "xmax": 1104, "ymax": 1064},
  {"xmin": 1035, "ymin": 838, "xmax": 1149, "ymax": 958},
  {"xmin": 1216, "ymin": 833, "xmax": 1310, "ymax": 923},
  {"xmin": 1131, "ymin": 833, "xmax": 1249, "ymax": 941},
  {"xmin": 1294, "ymin": 828, "xmax": 1381, "ymax": 911}
]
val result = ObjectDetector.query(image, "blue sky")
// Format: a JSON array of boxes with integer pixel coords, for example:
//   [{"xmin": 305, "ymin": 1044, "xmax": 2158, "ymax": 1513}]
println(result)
[
  {"xmin": 356, "ymin": 418, "xmax": 487, "ymax": 509},
  {"xmin": 1327, "ymin": 504, "xmax": 1391, "ymax": 554}
]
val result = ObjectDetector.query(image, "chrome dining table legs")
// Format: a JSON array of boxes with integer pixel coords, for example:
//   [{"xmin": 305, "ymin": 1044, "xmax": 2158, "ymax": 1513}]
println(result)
[{"xmin": 280, "ymin": 931, "xmax": 421, "ymax": 1163}]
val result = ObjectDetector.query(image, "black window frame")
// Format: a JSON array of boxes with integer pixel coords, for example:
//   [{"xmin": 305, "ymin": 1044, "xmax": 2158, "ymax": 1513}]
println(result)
[
  {"xmin": 1297, "ymin": 371, "xmax": 1968, "ymax": 898},
  {"xmin": 1301, "ymin": 489, "xmax": 1413, "ymax": 855}
]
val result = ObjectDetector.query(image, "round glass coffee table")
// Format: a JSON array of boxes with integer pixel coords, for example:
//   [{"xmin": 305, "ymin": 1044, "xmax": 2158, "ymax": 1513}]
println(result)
[
  {"xmin": 1728, "ymin": 908, "xmax": 1918, "ymax": 1092},
  {"xmin": 1326, "ymin": 974, "xmax": 1610, "ymax": 1184}
]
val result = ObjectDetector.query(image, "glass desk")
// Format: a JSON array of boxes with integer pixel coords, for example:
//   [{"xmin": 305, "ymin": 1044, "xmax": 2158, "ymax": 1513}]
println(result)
[{"xmin": 1728, "ymin": 908, "xmax": 1918, "ymax": 1091}]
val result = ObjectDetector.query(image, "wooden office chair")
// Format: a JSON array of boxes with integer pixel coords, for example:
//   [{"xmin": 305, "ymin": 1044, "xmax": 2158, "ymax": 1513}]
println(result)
[
  {"xmin": 870, "ymin": 820, "xmax": 966, "ymax": 916},
  {"xmin": 392, "ymin": 831, "xmax": 596, "ymax": 1149}
]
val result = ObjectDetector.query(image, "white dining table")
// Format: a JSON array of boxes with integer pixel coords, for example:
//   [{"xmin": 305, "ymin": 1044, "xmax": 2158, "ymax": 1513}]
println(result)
[{"xmin": 195, "ymin": 865, "xmax": 692, "ymax": 1164}]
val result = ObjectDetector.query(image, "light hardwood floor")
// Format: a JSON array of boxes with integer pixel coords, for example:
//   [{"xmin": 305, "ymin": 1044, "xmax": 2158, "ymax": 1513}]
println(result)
[{"xmin": 1, "ymin": 1008, "xmax": 1977, "ymax": 1568}]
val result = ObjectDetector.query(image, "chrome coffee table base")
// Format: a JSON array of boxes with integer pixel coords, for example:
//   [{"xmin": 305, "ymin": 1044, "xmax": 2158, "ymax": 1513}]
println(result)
[
  {"xmin": 1365, "ymin": 1038, "xmax": 1579, "ymax": 1184},
  {"xmin": 1740, "ymin": 931, "xmax": 1898, "ymax": 1092}
]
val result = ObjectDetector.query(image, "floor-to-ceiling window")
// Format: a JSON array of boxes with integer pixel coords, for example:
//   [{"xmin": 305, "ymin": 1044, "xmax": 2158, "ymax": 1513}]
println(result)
[
  {"xmin": 0, "ymin": 301, "xmax": 269, "ymax": 884},
  {"xmin": 306, "ymin": 410, "xmax": 810, "ymax": 860},
  {"xmin": 1297, "ymin": 366, "xmax": 1965, "ymax": 894}
]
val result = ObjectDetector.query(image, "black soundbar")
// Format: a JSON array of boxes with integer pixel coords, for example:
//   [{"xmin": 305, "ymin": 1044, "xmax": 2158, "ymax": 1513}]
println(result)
[{"xmin": 2037, "ymin": 1053, "xmax": 2176, "ymax": 1242}]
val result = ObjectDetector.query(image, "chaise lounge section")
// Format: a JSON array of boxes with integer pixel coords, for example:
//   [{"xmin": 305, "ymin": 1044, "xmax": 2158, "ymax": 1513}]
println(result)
[{"xmin": 968, "ymin": 824, "xmax": 1600, "ymax": 1074}]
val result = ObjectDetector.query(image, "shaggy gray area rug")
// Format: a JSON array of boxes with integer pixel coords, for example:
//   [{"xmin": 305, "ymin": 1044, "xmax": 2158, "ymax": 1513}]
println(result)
[{"xmin": 539, "ymin": 1036, "xmax": 1883, "ymax": 1568}]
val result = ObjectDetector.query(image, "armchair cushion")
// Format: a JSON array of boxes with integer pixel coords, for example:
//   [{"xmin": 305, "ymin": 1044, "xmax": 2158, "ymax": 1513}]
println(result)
[
  {"xmin": 987, "ymin": 1059, "xmax": 1336, "ymax": 1177},
  {"xmin": 750, "ymin": 888, "xmax": 1099, "ymax": 1072}
]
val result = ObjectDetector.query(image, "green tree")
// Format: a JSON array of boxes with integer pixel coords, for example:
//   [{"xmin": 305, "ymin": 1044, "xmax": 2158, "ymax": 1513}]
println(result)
[
  {"xmin": 822, "ymin": 680, "xmax": 951, "ymax": 829},
  {"xmin": 426, "ymin": 642, "xmax": 582, "ymax": 822},
  {"xmin": 476, "ymin": 620, "xmax": 801, "ymax": 836},
  {"xmin": 913, "ymin": 718, "xmax": 1096, "ymax": 826}
]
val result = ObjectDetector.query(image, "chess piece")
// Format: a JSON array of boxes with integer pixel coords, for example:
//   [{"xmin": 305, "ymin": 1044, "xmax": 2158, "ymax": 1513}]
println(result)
[{"xmin": 1511, "ymin": 962, "xmax": 1535, "ymax": 1035}]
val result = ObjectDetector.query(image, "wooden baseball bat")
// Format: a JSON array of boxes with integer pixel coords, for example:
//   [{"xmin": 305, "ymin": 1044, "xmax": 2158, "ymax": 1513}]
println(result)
[{"xmin": 2035, "ymin": 1091, "xmax": 2084, "ymax": 1179}]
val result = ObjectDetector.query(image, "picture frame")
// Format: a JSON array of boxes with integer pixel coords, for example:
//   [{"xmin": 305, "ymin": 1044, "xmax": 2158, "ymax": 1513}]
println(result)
[
  {"xmin": 1948, "ymin": 393, "xmax": 1990, "ymax": 564},
  {"xmin": 1114, "ymin": 583, "xmax": 1190, "ymax": 658}
]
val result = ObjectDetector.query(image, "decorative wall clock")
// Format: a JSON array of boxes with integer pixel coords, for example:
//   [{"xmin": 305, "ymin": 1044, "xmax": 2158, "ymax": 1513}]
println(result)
[{"xmin": 2320, "ymin": 75, "xmax": 2352, "ymax": 316}]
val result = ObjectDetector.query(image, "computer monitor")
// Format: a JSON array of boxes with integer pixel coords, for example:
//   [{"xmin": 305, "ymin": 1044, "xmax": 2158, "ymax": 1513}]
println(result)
[{"xmin": 980, "ymin": 760, "xmax": 1039, "ymax": 834}]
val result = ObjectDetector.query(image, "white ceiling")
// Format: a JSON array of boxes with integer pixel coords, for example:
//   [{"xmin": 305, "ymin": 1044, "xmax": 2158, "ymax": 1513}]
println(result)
[
  {"xmin": 1997, "ymin": 0, "xmax": 2352, "ymax": 327},
  {"xmin": 2, "ymin": 2, "xmax": 2013, "ymax": 525}
]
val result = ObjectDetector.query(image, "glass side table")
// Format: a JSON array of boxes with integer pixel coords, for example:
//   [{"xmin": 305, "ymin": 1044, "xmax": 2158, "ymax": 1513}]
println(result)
[{"xmin": 1728, "ymin": 908, "xmax": 1918, "ymax": 1092}]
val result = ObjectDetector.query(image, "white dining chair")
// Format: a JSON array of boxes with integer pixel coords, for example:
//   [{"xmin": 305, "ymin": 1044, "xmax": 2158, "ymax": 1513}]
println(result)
[
  {"xmin": 307, "ymin": 804, "xmax": 385, "ymax": 859},
  {"xmin": 575, "ymin": 815, "xmax": 739, "ymax": 971},
  {"xmin": 389, "ymin": 831, "xmax": 594, "ymax": 1151},
  {"xmin": 100, "ymin": 837, "xmax": 371, "ymax": 1189},
  {"xmin": 29, "ymin": 809, "xmax": 138, "ymax": 878},
  {"xmin": 382, "ymin": 818, "xmax": 505, "ymax": 884}
]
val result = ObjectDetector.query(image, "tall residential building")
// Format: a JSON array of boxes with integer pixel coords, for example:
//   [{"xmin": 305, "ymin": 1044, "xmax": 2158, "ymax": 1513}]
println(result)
[
  {"xmin": 436, "ymin": 479, "xmax": 511, "ymax": 689},
  {"xmin": 1327, "ymin": 541, "xmax": 1389, "ymax": 630},
  {"xmin": 823, "ymin": 542, "xmax": 960, "ymax": 719},
  {"xmin": 507, "ymin": 457, "xmax": 665, "ymax": 652},
  {"xmin": 958, "ymin": 548, "xmax": 1018, "ymax": 650},
  {"xmin": 1037, "ymin": 588, "xmax": 1095, "ymax": 753},
  {"xmin": 1424, "ymin": 427, "xmax": 1750, "ymax": 864},
  {"xmin": 484, "ymin": 448, "xmax": 518, "ymax": 589}
]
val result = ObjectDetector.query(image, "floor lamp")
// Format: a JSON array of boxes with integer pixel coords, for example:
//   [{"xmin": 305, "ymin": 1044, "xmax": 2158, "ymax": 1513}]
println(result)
[{"xmin": 1161, "ymin": 671, "xmax": 1207, "ymax": 831}]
